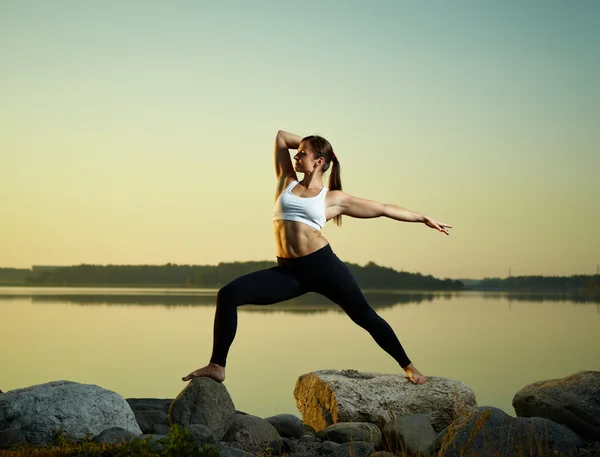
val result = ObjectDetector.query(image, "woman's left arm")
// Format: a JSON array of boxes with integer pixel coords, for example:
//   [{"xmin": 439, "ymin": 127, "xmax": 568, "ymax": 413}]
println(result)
[{"xmin": 333, "ymin": 191, "xmax": 452, "ymax": 235}]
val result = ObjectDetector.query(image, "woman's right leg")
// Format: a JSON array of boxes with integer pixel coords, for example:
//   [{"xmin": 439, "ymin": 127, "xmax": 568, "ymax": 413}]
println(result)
[{"xmin": 182, "ymin": 266, "xmax": 307, "ymax": 381}]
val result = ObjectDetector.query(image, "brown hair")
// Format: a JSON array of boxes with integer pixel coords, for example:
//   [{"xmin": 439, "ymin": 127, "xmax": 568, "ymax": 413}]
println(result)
[{"xmin": 301, "ymin": 135, "xmax": 343, "ymax": 227}]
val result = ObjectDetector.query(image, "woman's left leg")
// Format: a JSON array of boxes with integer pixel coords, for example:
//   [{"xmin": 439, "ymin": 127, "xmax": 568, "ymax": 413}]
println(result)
[{"xmin": 311, "ymin": 254, "xmax": 413, "ymax": 369}]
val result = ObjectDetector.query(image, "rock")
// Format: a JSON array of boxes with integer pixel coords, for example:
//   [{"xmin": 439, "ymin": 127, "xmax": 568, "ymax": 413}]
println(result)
[
  {"xmin": 294, "ymin": 369, "xmax": 476, "ymax": 433},
  {"xmin": 215, "ymin": 441, "xmax": 259, "ymax": 457},
  {"xmin": 0, "ymin": 380, "xmax": 142, "ymax": 447},
  {"xmin": 322, "ymin": 440, "xmax": 340, "ymax": 454},
  {"xmin": 427, "ymin": 406, "xmax": 583, "ymax": 457},
  {"xmin": 126, "ymin": 398, "xmax": 172, "ymax": 435},
  {"xmin": 154, "ymin": 424, "xmax": 170, "ymax": 435},
  {"xmin": 318, "ymin": 422, "xmax": 382, "ymax": 447},
  {"xmin": 0, "ymin": 389, "xmax": 3, "ymax": 395},
  {"xmin": 299, "ymin": 433, "xmax": 316, "ymax": 442},
  {"xmin": 370, "ymin": 452, "xmax": 396, "ymax": 457},
  {"xmin": 188, "ymin": 423, "xmax": 217, "ymax": 445},
  {"xmin": 267, "ymin": 438, "xmax": 283, "ymax": 456},
  {"xmin": 264, "ymin": 413, "xmax": 305, "ymax": 438},
  {"xmin": 306, "ymin": 440, "xmax": 325, "ymax": 453},
  {"xmin": 513, "ymin": 370, "xmax": 600, "ymax": 444},
  {"xmin": 331, "ymin": 440, "xmax": 376, "ymax": 457},
  {"xmin": 281, "ymin": 437, "xmax": 298, "ymax": 454},
  {"xmin": 93, "ymin": 427, "xmax": 137, "ymax": 445},
  {"xmin": 382, "ymin": 414, "xmax": 437, "ymax": 455},
  {"xmin": 169, "ymin": 377, "xmax": 235, "ymax": 441},
  {"xmin": 223, "ymin": 414, "xmax": 282, "ymax": 447}
]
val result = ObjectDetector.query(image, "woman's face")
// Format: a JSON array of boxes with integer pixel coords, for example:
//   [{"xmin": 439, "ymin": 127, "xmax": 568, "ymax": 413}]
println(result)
[{"xmin": 294, "ymin": 141, "xmax": 323, "ymax": 173}]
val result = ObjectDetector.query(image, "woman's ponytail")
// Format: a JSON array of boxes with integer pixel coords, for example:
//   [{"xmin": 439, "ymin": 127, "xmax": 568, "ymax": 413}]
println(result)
[{"xmin": 328, "ymin": 155, "xmax": 342, "ymax": 226}]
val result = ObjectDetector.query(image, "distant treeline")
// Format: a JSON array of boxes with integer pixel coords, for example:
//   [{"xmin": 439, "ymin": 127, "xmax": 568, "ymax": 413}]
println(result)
[
  {"xmin": 0, "ymin": 268, "xmax": 30, "ymax": 285},
  {"xmin": 0, "ymin": 262, "xmax": 464, "ymax": 290},
  {"xmin": 473, "ymin": 275, "xmax": 600, "ymax": 292}
]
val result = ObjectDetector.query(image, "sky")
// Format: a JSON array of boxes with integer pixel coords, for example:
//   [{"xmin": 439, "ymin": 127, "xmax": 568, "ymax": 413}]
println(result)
[{"xmin": 1, "ymin": 1, "xmax": 599, "ymax": 279}]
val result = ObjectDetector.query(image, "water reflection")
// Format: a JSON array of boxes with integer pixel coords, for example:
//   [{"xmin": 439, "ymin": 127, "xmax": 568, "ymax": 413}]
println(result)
[
  {"xmin": 481, "ymin": 290, "xmax": 600, "ymax": 304},
  {"xmin": 0, "ymin": 290, "xmax": 451, "ymax": 313}
]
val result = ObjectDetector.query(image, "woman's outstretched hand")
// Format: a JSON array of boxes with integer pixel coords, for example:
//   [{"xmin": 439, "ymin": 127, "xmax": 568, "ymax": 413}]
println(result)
[{"xmin": 423, "ymin": 216, "xmax": 452, "ymax": 235}]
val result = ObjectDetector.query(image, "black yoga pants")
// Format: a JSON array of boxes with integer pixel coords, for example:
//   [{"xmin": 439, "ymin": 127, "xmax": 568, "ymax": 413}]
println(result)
[{"xmin": 209, "ymin": 244, "xmax": 412, "ymax": 368}]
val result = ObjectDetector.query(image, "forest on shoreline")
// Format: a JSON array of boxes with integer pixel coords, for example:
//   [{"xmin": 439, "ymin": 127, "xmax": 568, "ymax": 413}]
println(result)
[
  {"xmin": 0, "ymin": 262, "xmax": 464, "ymax": 290},
  {"xmin": 1, "ymin": 264, "xmax": 599, "ymax": 292}
]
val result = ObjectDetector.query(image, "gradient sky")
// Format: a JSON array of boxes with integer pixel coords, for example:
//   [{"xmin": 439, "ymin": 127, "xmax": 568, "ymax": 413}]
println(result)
[{"xmin": 1, "ymin": 1, "xmax": 599, "ymax": 279}]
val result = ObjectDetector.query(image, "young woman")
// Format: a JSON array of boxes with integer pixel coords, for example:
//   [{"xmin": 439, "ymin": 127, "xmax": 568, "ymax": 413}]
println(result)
[{"xmin": 182, "ymin": 130, "xmax": 451, "ymax": 385}]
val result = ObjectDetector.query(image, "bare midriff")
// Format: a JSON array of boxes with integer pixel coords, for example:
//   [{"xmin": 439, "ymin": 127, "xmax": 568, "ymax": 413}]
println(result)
[{"xmin": 273, "ymin": 220, "xmax": 329, "ymax": 258}]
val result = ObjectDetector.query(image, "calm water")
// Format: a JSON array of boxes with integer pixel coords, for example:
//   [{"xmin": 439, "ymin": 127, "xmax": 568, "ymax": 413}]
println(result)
[{"xmin": 1, "ymin": 287, "xmax": 599, "ymax": 419}]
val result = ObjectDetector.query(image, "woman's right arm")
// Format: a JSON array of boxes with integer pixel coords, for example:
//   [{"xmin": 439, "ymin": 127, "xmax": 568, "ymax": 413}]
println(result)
[{"xmin": 274, "ymin": 130, "xmax": 301, "ymax": 183}]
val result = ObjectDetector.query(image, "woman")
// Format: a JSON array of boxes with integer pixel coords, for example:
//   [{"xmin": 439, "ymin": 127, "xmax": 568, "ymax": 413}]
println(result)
[{"xmin": 182, "ymin": 130, "xmax": 451, "ymax": 385}]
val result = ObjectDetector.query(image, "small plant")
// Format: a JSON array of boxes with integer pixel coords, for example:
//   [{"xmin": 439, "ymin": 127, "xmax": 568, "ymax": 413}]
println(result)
[{"xmin": 159, "ymin": 424, "xmax": 220, "ymax": 457}]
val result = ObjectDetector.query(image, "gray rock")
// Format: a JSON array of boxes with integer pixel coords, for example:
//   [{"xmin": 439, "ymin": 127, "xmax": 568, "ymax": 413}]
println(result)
[
  {"xmin": 331, "ymin": 440, "xmax": 376, "ymax": 457},
  {"xmin": 513, "ymin": 370, "xmax": 600, "ymax": 444},
  {"xmin": 382, "ymin": 414, "xmax": 437, "ymax": 455},
  {"xmin": 169, "ymin": 377, "xmax": 236, "ymax": 441},
  {"xmin": 188, "ymin": 423, "xmax": 217, "ymax": 444},
  {"xmin": 427, "ymin": 406, "xmax": 583, "ymax": 457},
  {"xmin": 281, "ymin": 437, "xmax": 298, "ymax": 453},
  {"xmin": 267, "ymin": 438, "xmax": 283, "ymax": 455},
  {"xmin": 294, "ymin": 369, "xmax": 476, "ymax": 433},
  {"xmin": 322, "ymin": 440, "xmax": 340, "ymax": 454},
  {"xmin": 223, "ymin": 414, "xmax": 282, "ymax": 447},
  {"xmin": 318, "ymin": 422, "xmax": 382, "ymax": 447},
  {"xmin": 300, "ymin": 433, "xmax": 316, "ymax": 442},
  {"xmin": 93, "ymin": 427, "xmax": 137, "ymax": 445},
  {"xmin": 154, "ymin": 424, "xmax": 170, "ymax": 436},
  {"xmin": 0, "ymin": 380, "xmax": 142, "ymax": 447},
  {"xmin": 126, "ymin": 398, "xmax": 172, "ymax": 435},
  {"xmin": 215, "ymin": 441, "xmax": 258, "ymax": 457},
  {"xmin": 265, "ymin": 413, "xmax": 305, "ymax": 438},
  {"xmin": 308, "ymin": 440, "xmax": 326, "ymax": 452}
]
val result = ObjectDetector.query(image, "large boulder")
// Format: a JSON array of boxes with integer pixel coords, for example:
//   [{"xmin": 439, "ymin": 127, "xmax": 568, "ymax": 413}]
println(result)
[
  {"xmin": 126, "ymin": 398, "xmax": 172, "ymax": 435},
  {"xmin": 0, "ymin": 380, "xmax": 142, "ymax": 448},
  {"xmin": 513, "ymin": 370, "xmax": 600, "ymax": 444},
  {"xmin": 428, "ymin": 406, "xmax": 583, "ymax": 457},
  {"xmin": 294, "ymin": 369, "xmax": 476, "ymax": 433},
  {"xmin": 169, "ymin": 377, "xmax": 236, "ymax": 441}
]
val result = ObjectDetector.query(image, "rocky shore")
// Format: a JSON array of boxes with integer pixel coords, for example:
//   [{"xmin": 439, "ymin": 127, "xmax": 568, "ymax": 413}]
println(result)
[{"xmin": 1, "ymin": 370, "xmax": 599, "ymax": 456}]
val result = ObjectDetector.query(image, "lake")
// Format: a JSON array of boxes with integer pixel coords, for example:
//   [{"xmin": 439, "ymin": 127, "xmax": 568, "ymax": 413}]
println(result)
[{"xmin": 1, "ymin": 287, "xmax": 598, "ymax": 419}]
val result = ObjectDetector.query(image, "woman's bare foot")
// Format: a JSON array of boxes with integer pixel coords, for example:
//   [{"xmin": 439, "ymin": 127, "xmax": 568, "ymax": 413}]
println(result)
[
  {"xmin": 403, "ymin": 363, "xmax": 427, "ymax": 384},
  {"xmin": 182, "ymin": 363, "xmax": 226, "ymax": 382}
]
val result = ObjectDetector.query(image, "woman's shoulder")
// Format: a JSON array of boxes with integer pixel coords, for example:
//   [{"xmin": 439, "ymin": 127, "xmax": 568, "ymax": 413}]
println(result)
[
  {"xmin": 275, "ymin": 176, "xmax": 299, "ymax": 200},
  {"xmin": 325, "ymin": 189, "xmax": 347, "ymax": 205}
]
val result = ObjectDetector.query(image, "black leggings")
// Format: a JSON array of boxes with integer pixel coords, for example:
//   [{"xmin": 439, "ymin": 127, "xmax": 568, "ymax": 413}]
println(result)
[{"xmin": 210, "ymin": 244, "xmax": 412, "ymax": 368}]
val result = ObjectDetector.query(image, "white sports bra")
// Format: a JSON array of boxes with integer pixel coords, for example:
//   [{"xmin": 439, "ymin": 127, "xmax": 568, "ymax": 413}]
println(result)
[{"xmin": 273, "ymin": 180, "xmax": 328, "ymax": 230}]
